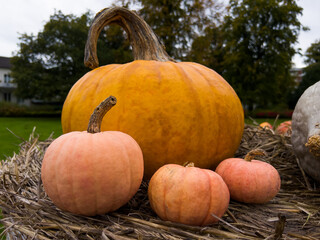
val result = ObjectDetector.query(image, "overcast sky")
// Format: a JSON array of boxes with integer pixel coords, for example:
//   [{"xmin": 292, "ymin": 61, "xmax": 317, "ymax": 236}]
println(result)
[{"xmin": 0, "ymin": 0, "xmax": 319, "ymax": 68}]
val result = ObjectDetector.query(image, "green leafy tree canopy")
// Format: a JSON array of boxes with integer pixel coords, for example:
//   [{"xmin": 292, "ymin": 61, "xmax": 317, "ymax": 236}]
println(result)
[
  {"xmin": 222, "ymin": 0, "xmax": 304, "ymax": 110},
  {"xmin": 186, "ymin": 20, "xmax": 225, "ymax": 74},
  {"xmin": 11, "ymin": 10, "xmax": 132, "ymax": 103},
  {"xmin": 305, "ymin": 39, "xmax": 320, "ymax": 65},
  {"xmin": 119, "ymin": 0, "xmax": 225, "ymax": 60},
  {"xmin": 289, "ymin": 40, "xmax": 320, "ymax": 107}
]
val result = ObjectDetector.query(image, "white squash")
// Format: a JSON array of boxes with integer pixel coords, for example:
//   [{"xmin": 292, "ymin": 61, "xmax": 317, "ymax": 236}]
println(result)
[{"xmin": 291, "ymin": 81, "xmax": 320, "ymax": 182}]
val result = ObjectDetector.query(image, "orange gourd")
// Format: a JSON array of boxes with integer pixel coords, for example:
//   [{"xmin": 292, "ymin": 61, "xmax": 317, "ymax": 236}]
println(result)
[
  {"xmin": 259, "ymin": 122, "xmax": 273, "ymax": 130},
  {"xmin": 276, "ymin": 120, "xmax": 292, "ymax": 136},
  {"xmin": 41, "ymin": 96, "xmax": 144, "ymax": 216},
  {"xmin": 148, "ymin": 163, "xmax": 230, "ymax": 226},
  {"xmin": 215, "ymin": 149, "xmax": 280, "ymax": 204},
  {"xmin": 61, "ymin": 7, "xmax": 244, "ymax": 179}
]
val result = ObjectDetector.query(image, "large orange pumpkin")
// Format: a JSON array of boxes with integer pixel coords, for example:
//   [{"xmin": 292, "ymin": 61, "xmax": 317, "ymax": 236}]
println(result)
[
  {"xmin": 148, "ymin": 163, "xmax": 230, "ymax": 226},
  {"xmin": 42, "ymin": 96, "xmax": 144, "ymax": 216},
  {"xmin": 61, "ymin": 7, "xmax": 244, "ymax": 179}
]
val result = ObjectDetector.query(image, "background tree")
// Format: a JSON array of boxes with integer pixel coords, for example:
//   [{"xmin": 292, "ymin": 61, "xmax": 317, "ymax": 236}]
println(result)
[
  {"xmin": 289, "ymin": 40, "xmax": 320, "ymax": 107},
  {"xmin": 186, "ymin": 24, "xmax": 225, "ymax": 74},
  {"xmin": 11, "ymin": 10, "xmax": 132, "ymax": 104},
  {"xmin": 297, "ymin": 63, "xmax": 320, "ymax": 95},
  {"xmin": 221, "ymin": 0, "xmax": 304, "ymax": 110},
  {"xmin": 119, "ymin": 0, "xmax": 225, "ymax": 60},
  {"xmin": 304, "ymin": 39, "xmax": 320, "ymax": 65}
]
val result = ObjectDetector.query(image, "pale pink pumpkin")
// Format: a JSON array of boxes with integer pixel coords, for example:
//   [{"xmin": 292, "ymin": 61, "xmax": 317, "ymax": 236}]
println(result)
[
  {"xmin": 41, "ymin": 96, "xmax": 144, "ymax": 216},
  {"xmin": 215, "ymin": 149, "xmax": 281, "ymax": 204}
]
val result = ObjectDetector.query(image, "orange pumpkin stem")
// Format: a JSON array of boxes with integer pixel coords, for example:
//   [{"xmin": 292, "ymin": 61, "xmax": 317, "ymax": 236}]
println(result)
[
  {"xmin": 244, "ymin": 149, "xmax": 267, "ymax": 162},
  {"xmin": 87, "ymin": 96, "xmax": 117, "ymax": 134},
  {"xmin": 84, "ymin": 7, "xmax": 174, "ymax": 69}
]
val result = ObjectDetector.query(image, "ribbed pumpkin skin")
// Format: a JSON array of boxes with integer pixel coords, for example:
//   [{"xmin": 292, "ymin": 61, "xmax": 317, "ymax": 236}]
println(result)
[
  {"xmin": 148, "ymin": 164, "xmax": 230, "ymax": 226},
  {"xmin": 41, "ymin": 131, "xmax": 144, "ymax": 216},
  {"xmin": 61, "ymin": 60, "xmax": 244, "ymax": 179},
  {"xmin": 216, "ymin": 158, "xmax": 281, "ymax": 203}
]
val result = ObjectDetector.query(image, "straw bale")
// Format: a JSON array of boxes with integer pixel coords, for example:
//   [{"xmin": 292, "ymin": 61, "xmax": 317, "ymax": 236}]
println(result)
[{"xmin": 0, "ymin": 124, "xmax": 319, "ymax": 239}]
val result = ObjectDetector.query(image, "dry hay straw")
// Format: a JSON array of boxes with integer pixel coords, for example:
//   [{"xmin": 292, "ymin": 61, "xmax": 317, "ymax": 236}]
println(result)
[{"xmin": 0, "ymin": 123, "xmax": 320, "ymax": 240}]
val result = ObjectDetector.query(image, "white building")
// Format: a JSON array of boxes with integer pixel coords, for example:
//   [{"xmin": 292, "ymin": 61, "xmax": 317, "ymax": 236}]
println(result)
[{"xmin": 0, "ymin": 56, "xmax": 30, "ymax": 105}]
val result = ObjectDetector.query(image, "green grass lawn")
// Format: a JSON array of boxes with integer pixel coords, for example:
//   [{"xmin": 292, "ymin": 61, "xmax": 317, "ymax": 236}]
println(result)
[
  {"xmin": 0, "ymin": 117, "xmax": 63, "ymax": 159},
  {"xmin": 0, "ymin": 117, "xmax": 62, "ymax": 238},
  {"xmin": 0, "ymin": 116, "xmax": 291, "ymax": 160}
]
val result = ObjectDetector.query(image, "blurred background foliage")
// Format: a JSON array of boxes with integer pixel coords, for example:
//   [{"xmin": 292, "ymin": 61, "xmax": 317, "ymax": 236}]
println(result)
[{"xmin": 10, "ymin": 0, "xmax": 320, "ymax": 114}]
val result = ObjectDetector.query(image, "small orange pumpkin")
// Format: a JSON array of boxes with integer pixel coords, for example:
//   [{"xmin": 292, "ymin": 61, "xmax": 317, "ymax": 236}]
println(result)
[
  {"xmin": 259, "ymin": 122, "xmax": 273, "ymax": 130},
  {"xmin": 148, "ymin": 163, "xmax": 230, "ymax": 226},
  {"xmin": 41, "ymin": 96, "xmax": 144, "ymax": 216},
  {"xmin": 276, "ymin": 120, "xmax": 292, "ymax": 136},
  {"xmin": 215, "ymin": 149, "xmax": 280, "ymax": 204}
]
